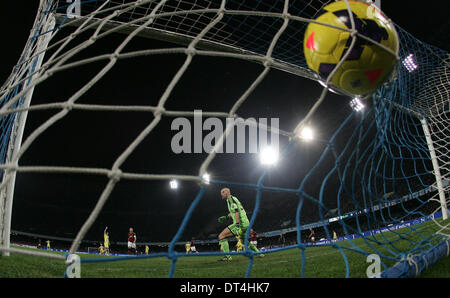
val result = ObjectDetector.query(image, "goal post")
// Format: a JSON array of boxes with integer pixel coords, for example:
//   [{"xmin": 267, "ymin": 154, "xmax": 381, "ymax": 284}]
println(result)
[
  {"xmin": 382, "ymin": 98, "xmax": 449, "ymax": 222},
  {"xmin": 420, "ymin": 117, "xmax": 449, "ymax": 220},
  {"xmin": 0, "ymin": 2, "xmax": 56, "ymax": 257}
]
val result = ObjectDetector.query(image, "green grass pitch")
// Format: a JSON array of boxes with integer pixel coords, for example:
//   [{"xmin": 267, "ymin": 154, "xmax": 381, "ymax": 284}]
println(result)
[{"xmin": 1, "ymin": 218, "xmax": 448, "ymax": 278}]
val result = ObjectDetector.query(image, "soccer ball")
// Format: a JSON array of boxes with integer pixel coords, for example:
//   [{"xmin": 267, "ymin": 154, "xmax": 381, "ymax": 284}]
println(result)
[{"xmin": 303, "ymin": 1, "xmax": 398, "ymax": 96}]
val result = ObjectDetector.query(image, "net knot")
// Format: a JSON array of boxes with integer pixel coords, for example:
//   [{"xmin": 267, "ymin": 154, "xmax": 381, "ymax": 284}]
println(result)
[
  {"xmin": 63, "ymin": 102, "xmax": 73, "ymax": 111},
  {"xmin": 110, "ymin": 52, "xmax": 120, "ymax": 61},
  {"xmin": 108, "ymin": 168, "xmax": 122, "ymax": 182},
  {"xmin": 185, "ymin": 46, "xmax": 197, "ymax": 56},
  {"xmin": 405, "ymin": 253, "xmax": 419, "ymax": 276},
  {"xmin": 263, "ymin": 57, "xmax": 274, "ymax": 68},
  {"xmin": 168, "ymin": 252, "xmax": 178, "ymax": 262},
  {"xmin": 153, "ymin": 106, "xmax": 165, "ymax": 117},
  {"xmin": 243, "ymin": 250, "xmax": 254, "ymax": 258},
  {"xmin": 217, "ymin": 7, "xmax": 226, "ymax": 16}
]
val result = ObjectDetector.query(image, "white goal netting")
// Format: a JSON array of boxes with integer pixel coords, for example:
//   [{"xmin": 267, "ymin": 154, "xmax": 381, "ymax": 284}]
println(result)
[{"xmin": 0, "ymin": 0, "xmax": 448, "ymax": 278}]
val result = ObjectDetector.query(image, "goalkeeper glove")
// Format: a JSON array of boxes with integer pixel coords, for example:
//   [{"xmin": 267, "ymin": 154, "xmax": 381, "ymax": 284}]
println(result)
[{"xmin": 218, "ymin": 216, "xmax": 227, "ymax": 223}]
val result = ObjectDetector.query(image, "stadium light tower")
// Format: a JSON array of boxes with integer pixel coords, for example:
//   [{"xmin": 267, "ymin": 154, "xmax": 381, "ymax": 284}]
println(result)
[{"xmin": 260, "ymin": 146, "xmax": 279, "ymax": 166}]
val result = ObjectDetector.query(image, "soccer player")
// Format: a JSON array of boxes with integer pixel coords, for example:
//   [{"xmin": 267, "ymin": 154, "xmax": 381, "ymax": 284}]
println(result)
[
  {"xmin": 308, "ymin": 228, "xmax": 316, "ymax": 243},
  {"xmin": 279, "ymin": 232, "xmax": 286, "ymax": 246},
  {"xmin": 235, "ymin": 236, "xmax": 244, "ymax": 252},
  {"xmin": 99, "ymin": 244, "xmax": 105, "ymax": 255},
  {"xmin": 217, "ymin": 187, "xmax": 262, "ymax": 261},
  {"xmin": 128, "ymin": 227, "xmax": 137, "ymax": 254},
  {"xmin": 250, "ymin": 229, "xmax": 258, "ymax": 248},
  {"xmin": 190, "ymin": 237, "xmax": 198, "ymax": 253},
  {"xmin": 104, "ymin": 226, "xmax": 110, "ymax": 255}
]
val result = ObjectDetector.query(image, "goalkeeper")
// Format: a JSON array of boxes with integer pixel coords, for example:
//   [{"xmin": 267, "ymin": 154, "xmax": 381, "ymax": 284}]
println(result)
[{"xmin": 217, "ymin": 187, "xmax": 262, "ymax": 261}]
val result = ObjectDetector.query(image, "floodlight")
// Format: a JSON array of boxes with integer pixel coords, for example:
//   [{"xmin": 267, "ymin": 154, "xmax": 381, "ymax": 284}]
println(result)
[
  {"xmin": 169, "ymin": 179, "xmax": 178, "ymax": 189},
  {"xmin": 402, "ymin": 53, "xmax": 418, "ymax": 72},
  {"xmin": 350, "ymin": 97, "xmax": 364, "ymax": 112},
  {"xmin": 202, "ymin": 173, "xmax": 210, "ymax": 184},
  {"xmin": 260, "ymin": 147, "xmax": 279, "ymax": 165},
  {"xmin": 298, "ymin": 126, "xmax": 314, "ymax": 141}
]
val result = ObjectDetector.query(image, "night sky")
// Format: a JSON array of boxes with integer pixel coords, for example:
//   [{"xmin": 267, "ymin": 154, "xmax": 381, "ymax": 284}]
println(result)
[{"xmin": 1, "ymin": 1, "xmax": 448, "ymax": 243}]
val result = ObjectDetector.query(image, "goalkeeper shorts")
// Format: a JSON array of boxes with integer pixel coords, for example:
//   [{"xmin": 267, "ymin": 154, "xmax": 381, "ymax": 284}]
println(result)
[{"xmin": 228, "ymin": 223, "xmax": 248, "ymax": 237}]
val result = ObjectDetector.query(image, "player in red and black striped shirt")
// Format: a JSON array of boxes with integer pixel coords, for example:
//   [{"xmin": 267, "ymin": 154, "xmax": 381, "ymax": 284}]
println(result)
[
  {"xmin": 128, "ymin": 227, "xmax": 137, "ymax": 254},
  {"xmin": 250, "ymin": 229, "xmax": 258, "ymax": 247}
]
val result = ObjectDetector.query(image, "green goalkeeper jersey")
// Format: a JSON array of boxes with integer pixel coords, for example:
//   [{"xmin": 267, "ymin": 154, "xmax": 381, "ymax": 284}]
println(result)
[{"xmin": 226, "ymin": 195, "xmax": 249, "ymax": 226}]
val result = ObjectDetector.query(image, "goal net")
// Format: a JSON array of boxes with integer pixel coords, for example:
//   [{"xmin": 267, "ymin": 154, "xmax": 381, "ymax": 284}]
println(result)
[
  {"xmin": 0, "ymin": 0, "xmax": 448, "ymax": 278},
  {"xmin": 87, "ymin": 246, "xmax": 99, "ymax": 254}
]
